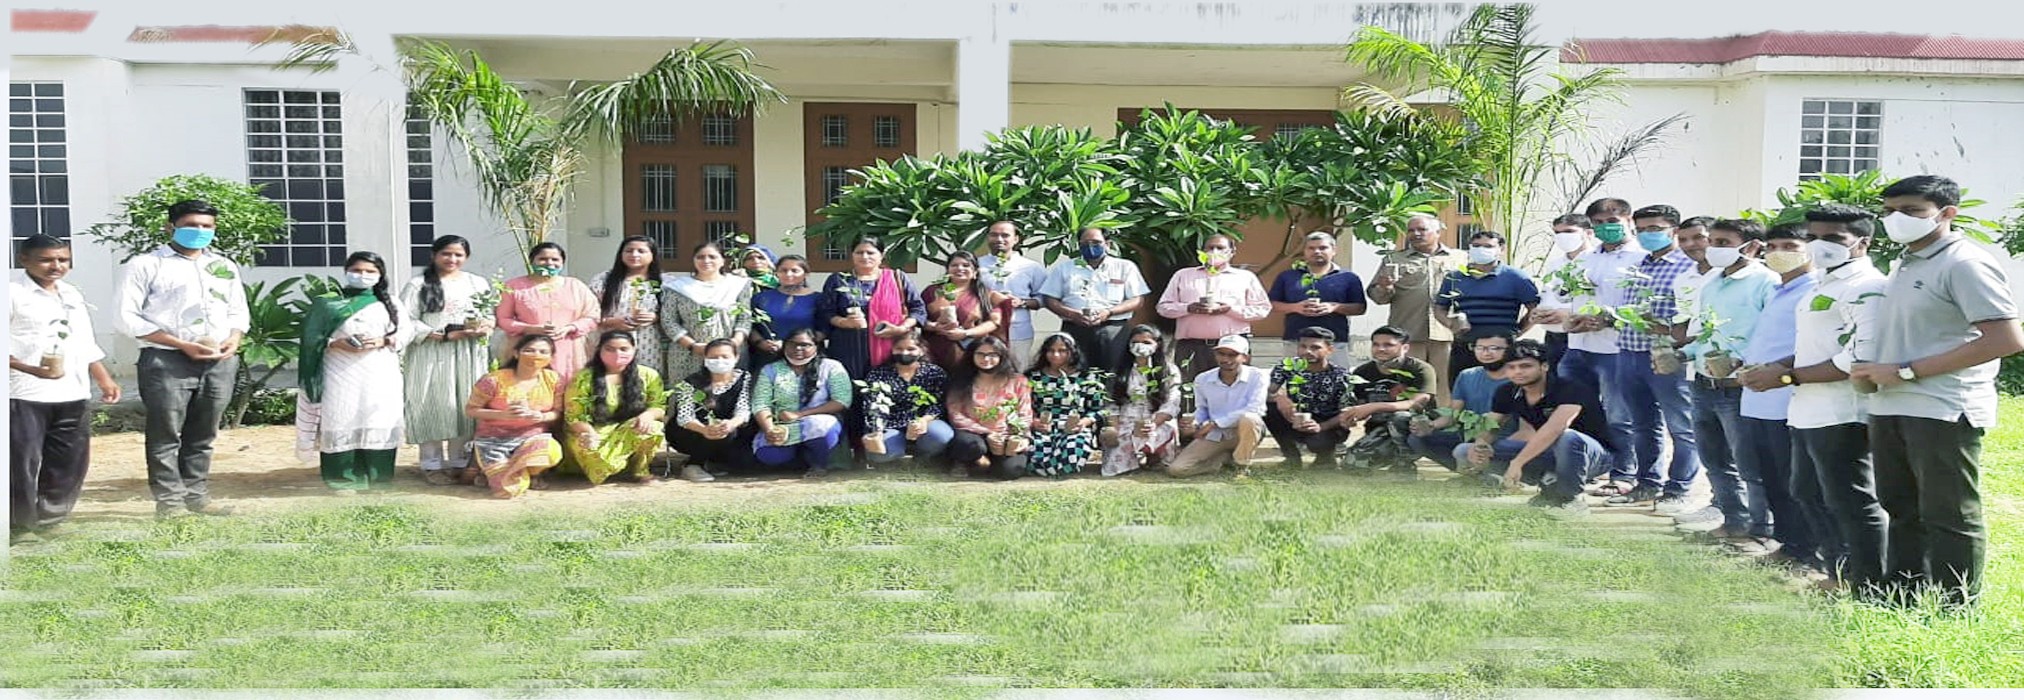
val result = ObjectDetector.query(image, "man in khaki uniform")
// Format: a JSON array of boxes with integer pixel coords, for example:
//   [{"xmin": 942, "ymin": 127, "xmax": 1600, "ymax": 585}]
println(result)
[{"xmin": 1366, "ymin": 213, "xmax": 1461, "ymax": 397}]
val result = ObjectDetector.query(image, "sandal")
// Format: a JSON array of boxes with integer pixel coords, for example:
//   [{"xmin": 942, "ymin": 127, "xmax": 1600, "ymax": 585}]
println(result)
[{"xmin": 1588, "ymin": 480, "xmax": 1635, "ymax": 497}]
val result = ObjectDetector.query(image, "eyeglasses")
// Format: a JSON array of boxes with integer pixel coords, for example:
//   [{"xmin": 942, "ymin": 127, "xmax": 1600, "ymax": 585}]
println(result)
[
  {"xmin": 1472, "ymin": 344, "xmax": 1509, "ymax": 352},
  {"xmin": 974, "ymin": 353, "xmax": 1002, "ymax": 360},
  {"xmin": 786, "ymin": 342, "xmax": 816, "ymax": 349}
]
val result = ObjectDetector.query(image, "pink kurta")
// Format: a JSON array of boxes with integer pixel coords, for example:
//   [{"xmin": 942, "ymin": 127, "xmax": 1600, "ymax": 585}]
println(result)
[{"xmin": 496, "ymin": 275, "xmax": 601, "ymax": 385}]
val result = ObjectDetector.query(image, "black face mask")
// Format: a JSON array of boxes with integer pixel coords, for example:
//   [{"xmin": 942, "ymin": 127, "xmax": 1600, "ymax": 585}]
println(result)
[
  {"xmin": 892, "ymin": 354, "xmax": 920, "ymax": 365},
  {"xmin": 1482, "ymin": 360, "xmax": 1508, "ymax": 373}
]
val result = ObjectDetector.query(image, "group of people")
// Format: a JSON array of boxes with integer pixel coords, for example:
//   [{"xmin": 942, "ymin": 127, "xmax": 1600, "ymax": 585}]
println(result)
[{"xmin": 10, "ymin": 175, "xmax": 2021, "ymax": 609}]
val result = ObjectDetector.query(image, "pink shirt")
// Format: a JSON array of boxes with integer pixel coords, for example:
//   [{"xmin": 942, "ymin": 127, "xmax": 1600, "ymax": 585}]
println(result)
[
  {"xmin": 497, "ymin": 275, "xmax": 601, "ymax": 385},
  {"xmin": 951, "ymin": 375, "xmax": 1033, "ymax": 436},
  {"xmin": 1155, "ymin": 266, "xmax": 1271, "ymax": 340}
]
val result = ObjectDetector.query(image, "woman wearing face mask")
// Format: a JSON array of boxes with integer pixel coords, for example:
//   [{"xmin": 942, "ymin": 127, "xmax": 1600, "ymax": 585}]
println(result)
[
  {"xmin": 750, "ymin": 255, "xmax": 819, "ymax": 369},
  {"xmin": 858, "ymin": 331, "xmax": 954, "ymax": 465},
  {"xmin": 1023, "ymin": 333, "xmax": 1108, "ymax": 477},
  {"xmin": 752, "ymin": 328, "xmax": 854, "ymax": 478},
  {"xmin": 922, "ymin": 251, "xmax": 1009, "ymax": 369},
  {"xmin": 498, "ymin": 242, "xmax": 600, "ymax": 386},
  {"xmin": 945, "ymin": 336, "xmax": 1034, "ymax": 480},
  {"xmin": 1101, "ymin": 325, "xmax": 1182, "ymax": 476},
  {"xmin": 590, "ymin": 236, "xmax": 671, "ymax": 383},
  {"xmin": 819, "ymin": 236, "xmax": 927, "ymax": 381},
  {"xmin": 465, "ymin": 335, "xmax": 565, "ymax": 498},
  {"xmin": 663, "ymin": 241, "xmax": 754, "ymax": 389},
  {"xmin": 736, "ymin": 245, "xmax": 780, "ymax": 289},
  {"xmin": 668, "ymin": 339, "xmax": 755, "ymax": 481},
  {"xmin": 401, "ymin": 235, "xmax": 495, "ymax": 485},
  {"xmin": 561, "ymin": 330, "xmax": 668, "ymax": 486},
  {"xmin": 297, "ymin": 251, "xmax": 409, "ymax": 491}
]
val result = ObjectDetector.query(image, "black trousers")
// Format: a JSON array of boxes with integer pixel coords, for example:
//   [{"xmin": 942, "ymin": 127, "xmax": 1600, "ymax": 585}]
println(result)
[
  {"xmin": 666, "ymin": 424, "xmax": 757, "ymax": 474},
  {"xmin": 1263, "ymin": 408, "xmax": 1348, "ymax": 462},
  {"xmin": 1544, "ymin": 331, "xmax": 1569, "ymax": 369},
  {"xmin": 1872, "ymin": 414, "xmax": 1986, "ymax": 606},
  {"xmin": 10, "ymin": 398, "xmax": 90, "ymax": 533},
  {"xmin": 1791, "ymin": 422, "xmax": 1889, "ymax": 595},
  {"xmin": 946, "ymin": 432, "xmax": 1028, "ymax": 480},
  {"xmin": 1064, "ymin": 320, "xmax": 1131, "ymax": 376}
]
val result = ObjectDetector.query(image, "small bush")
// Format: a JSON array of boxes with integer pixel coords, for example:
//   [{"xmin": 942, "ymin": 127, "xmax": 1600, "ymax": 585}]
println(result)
[
  {"xmin": 240, "ymin": 387, "xmax": 299, "ymax": 425},
  {"xmin": 2001, "ymin": 352, "xmax": 2024, "ymax": 397}
]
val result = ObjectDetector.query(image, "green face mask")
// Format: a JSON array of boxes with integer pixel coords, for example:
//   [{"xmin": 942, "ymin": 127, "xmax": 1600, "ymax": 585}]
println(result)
[
  {"xmin": 532, "ymin": 265, "xmax": 563, "ymax": 277},
  {"xmin": 1593, "ymin": 222, "xmax": 1628, "ymax": 244}
]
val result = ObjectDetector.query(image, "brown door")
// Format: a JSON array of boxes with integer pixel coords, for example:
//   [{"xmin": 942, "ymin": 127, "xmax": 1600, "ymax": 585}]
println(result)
[
  {"xmin": 803, "ymin": 102, "xmax": 918, "ymax": 273},
  {"xmin": 621, "ymin": 113, "xmax": 756, "ymax": 271}
]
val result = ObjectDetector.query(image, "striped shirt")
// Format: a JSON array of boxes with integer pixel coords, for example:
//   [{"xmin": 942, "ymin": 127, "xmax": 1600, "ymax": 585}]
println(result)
[{"xmin": 1434, "ymin": 264, "xmax": 1539, "ymax": 333}]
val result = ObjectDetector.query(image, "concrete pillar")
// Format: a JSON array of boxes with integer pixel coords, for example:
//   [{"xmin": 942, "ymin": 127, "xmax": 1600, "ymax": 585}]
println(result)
[
  {"xmin": 340, "ymin": 29, "xmax": 412, "ymax": 288},
  {"xmin": 954, "ymin": 33, "xmax": 1010, "ymax": 152}
]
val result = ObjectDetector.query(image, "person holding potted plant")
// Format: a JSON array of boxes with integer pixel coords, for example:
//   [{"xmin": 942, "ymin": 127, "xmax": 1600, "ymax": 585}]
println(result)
[
  {"xmin": 10, "ymin": 234, "xmax": 120, "ymax": 542},
  {"xmin": 296, "ymin": 251, "xmax": 409, "ymax": 492},
  {"xmin": 1156, "ymin": 234, "xmax": 1271, "ymax": 378},
  {"xmin": 1265, "ymin": 328, "xmax": 1357, "ymax": 469},
  {"xmin": 662, "ymin": 240, "xmax": 753, "ymax": 388},
  {"xmin": 1100, "ymin": 325, "xmax": 1181, "ymax": 477},
  {"xmin": 560, "ymin": 330, "xmax": 668, "ymax": 486},
  {"xmin": 1731, "ymin": 225, "xmax": 1829, "ymax": 569},
  {"xmin": 1409, "ymin": 330, "xmax": 1513, "ymax": 471},
  {"xmin": 857, "ymin": 331, "xmax": 953, "ymax": 466},
  {"xmin": 1432, "ymin": 230, "xmax": 1540, "ymax": 389},
  {"xmin": 1040, "ymin": 227, "xmax": 1150, "ymax": 372},
  {"xmin": 116, "ymin": 199, "xmax": 249, "ymax": 519},
  {"xmin": 401, "ymin": 235, "xmax": 496, "ymax": 485},
  {"xmin": 1024, "ymin": 333, "xmax": 1108, "ymax": 477},
  {"xmin": 1600, "ymin": 204, "xmax": 1700, "ymax": 509},
  {"xmin": 668, "ymin": 339, "xmax": 755, "ymax": 481},
  {"xmin": 1459, "ymin": 340, "xmax": 1616, "ymax": 516},
  {"xmin": 819, "ymin": 236, "xmax": 926, "ymax": 382},
  {"xmin": 1343, "ymin": 327, "xmax": 1440, "ymax": 473},
  {"xmin": 1165, "ymin": 335, "xmax": 1269, "ymax": 478},
  {"xmin": 1267, "ymin": 232, "xmax": 1366, "ymax": 368},
  {"xmin": 464, "ymin": 335, "xmax": 565, "ymax": 499},
  {"xmin": 1669, "ymin": 219, "xmax": 1775, "ymax": 539},
  {"xmin": 749, "ymin": 255, "xmax": 820, "ymax": 370},
  {"xmin": 497, "ymin": 242, "xmax": 600, "ymax": 386},
  {"xmin": 921, "ymin": 251, "xmax": 1006, "ymax": 369},
  {"xmin": 751, "ymin": 328, "xmax": 854, "ymax": 478},
  {"xmin": 977, "ymin": 221, "xmax": 1050, "ymax": 367},
  {"xmin": 590, "ymin": 236, "xmax": 673, "ymax": 383},
  {"xmin": 945, "ymin": 336, "xmax": 1034, "ymax": 480},
  {"xmin": 1365, "ymin": 214, "xmax": 1464, "ymax": 392}
]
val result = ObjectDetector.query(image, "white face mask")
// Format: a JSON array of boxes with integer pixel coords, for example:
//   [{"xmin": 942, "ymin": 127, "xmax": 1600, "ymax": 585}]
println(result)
[
  {"xmin": 1129, "ymin": 342, "xmax": 1156, "ymax": 358},
  {"xmin": 1881, "ymin": 211, "xmax": 1939, "ymax": 244},
  {"xmin": 1552, "ymin": 232, "xmax": 1586, "ymax": 252},
  {"xmin": 785, "ymin": 354, "xmax": 814, "ymax": 367},
  {"xmin": 1467, "ymin": 246, "xmax": 1500, "ymax": 265},
  {"xmin": 343, "ymin": 272, "xmax": 380, "ymax": 289},
  {"xmin": 703, "ymin": 358, "xmax": 737, "ymax": 374},
  {"xmin": 1806, "ymin": 239, "xmax": 1854, "ymax": 270},
  {"xmin": 1704, "ymin": 246, "xmax": 1744, "ymax": 269}
]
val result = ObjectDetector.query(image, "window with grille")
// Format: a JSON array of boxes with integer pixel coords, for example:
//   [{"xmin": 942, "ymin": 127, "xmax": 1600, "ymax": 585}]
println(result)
[
  {"xmin": 821, "ymin": 115, "xmax": 848, "ymax": 147},
  {"xmin": 821, "ymin": 166, "xmax": 853, "ymax": 207},
  {"xmin": 405, "ymin": 104, "xmax": 436, "ymax": 266},
  {"xmin": 874, "ymin": 117, "xmax": 901, "ymax": 148},
  {"xmin": 702, "ymin": 115, "xmax": 737, "ymax": 146},
  {"xmin": 703, "ymin": 164, "xmax": 737, "ymax": 213},
  {"xmin": 638, "ymin": 116, "xmax": 675, "ymax": 144},
  {"xmin": 1799, "ymin": 100, "xmax": 1881, "ymax": 180},
  {"xmin": 644, "ymin": 220, "xmax": 679, "ymax": 260},
  {"xmin": 245, "ymin": 89, "xmax": 347, "ymax": 267},
  {"xmin": 640, "ymin": 164, "xmax": 677, "ymax": 212},
  {"xmin": 1456, "ymin": 194, "xmax": 1474, "ymax": 216},
  {"xmin": 1273, "ymin": 123, "xmax": 1307, "ymax": 141},
  {"xmin": 9, "ymin": 82, "xmax": 68, "ymax": 240},
  {"xmin": 705, "ymin": 220, "xmax": 741, "ymax": 247}
]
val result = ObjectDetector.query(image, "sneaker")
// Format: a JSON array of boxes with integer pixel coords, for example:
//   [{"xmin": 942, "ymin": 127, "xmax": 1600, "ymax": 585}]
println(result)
[
  {"xmin": 423, "ymin": 470, "xmax": 458, "ymax": 486},
  {"xmin": 156, "ymin": 505, "xmax": 194, "ymax": 520},
  {"xmin": 1675, "ymin": 518, "xmax": 1726, "ymax": 533},
  {"xmin": 1281, "ymin": 454, "xmax": 1304, "ymax": 470},
  {"xmin": 187, "ymin": 502, "xmax": 236, "ymax": 517},
  {"xmin": 1545, "ymin": 499, "xmax": 1590, "ymax": 518},
  {"xmin": 680, "ymin": 465, "xmax": 716, "ymax": 483},
  {"xmin": 1724, "ymin": 536, "xmax": 1778, "ymax": 557},
  {"xmin": 1673, "ymin": 505, "xmax": 1722, "ymax": 524},
  {"xmin": 804, "ymin": 467, "xmax": 829, "ymax": 479},
  {"xmin": 1603, "ymin": 486, "xmax": 1659, "ymax": 508},
  {"xmin": 1652, "ymin": 494, "xmax": 1691, "ymax": 515}
]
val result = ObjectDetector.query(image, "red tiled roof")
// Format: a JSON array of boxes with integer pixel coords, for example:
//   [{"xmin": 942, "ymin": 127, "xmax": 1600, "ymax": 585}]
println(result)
[
  {"xmin": 128, "ymin": 24, "xmax": 333, "ymax": 44},
  {"xmin": 1563, "ymin": 31, "xmax": 2024, "ymax": 64},
  {"xmin": 11, "ymin": 9, "xmax": 95, "ymax": 33}
]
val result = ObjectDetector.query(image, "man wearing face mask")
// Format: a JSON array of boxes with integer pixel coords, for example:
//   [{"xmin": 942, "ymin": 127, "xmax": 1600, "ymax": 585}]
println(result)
[
  {"xmin": 1041, "ymin": 227, "xmax": 1150, "ymax": 371},
  {"xmin": 1367, "ymin": 214, "xmax": 1462, "ymax": 389},
  {"xmin": 1531, "ymin": 214, "xmax": 1595, "ymax": 368},
  {"xmin": 1433, "ymin": 230, "xmax": 1539, "ymax": 389},
  {"xmin": 116, "ymin": 199, "xmax": 251, "ymax": 519},
  {"xmin": 1600, "ymin": 204, "xmax": 1698, "ymax": 509},
  {"xmin": 1732, "ymin": 226, "xmax": 1828, "ymax": 572},
  {"xmin": 1562, "ymin": 200, "xmax": 1643, "ymax": 493},
  {"xmin": 1156, "ymin": 234, "xmax": 1272, "ymax": 378},
  {"xmin": 977, "ymin": 221, "xmax": 1048, "ymax": 367},
  {"xmin": 1849, "ymin": 175, "xmax": 2024, "ymax": 607},
  {"xmin": 1775, "ymin": 205, "xmax": 1889, "ymax": 595},
  {"xmin": 1670, "ymin": 220, "xmax": 1775, "ymax": 544}
]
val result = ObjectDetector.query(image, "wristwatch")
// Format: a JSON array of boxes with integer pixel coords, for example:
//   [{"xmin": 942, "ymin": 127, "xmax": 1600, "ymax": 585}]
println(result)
[
  {"xmin": 1898, "ymin": 363, "xmax": 1918, "ymax": 382},
  {"xmin": 1778, "ymin": 372, "xmax": 1797, "ymax": 386}
]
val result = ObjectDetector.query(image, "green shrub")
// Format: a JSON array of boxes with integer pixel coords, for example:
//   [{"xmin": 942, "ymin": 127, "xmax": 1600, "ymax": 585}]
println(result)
[
  {"xmin": 2001, "ymin": 352, "xmax": 2024, "ymax": 397},
  {"xmin": 240, "ymin": 387, "xmax": 299, "ymax": 426},
  {"xmin": 84, "ymin": 174, "xmax": 290, "ymax": 266}
]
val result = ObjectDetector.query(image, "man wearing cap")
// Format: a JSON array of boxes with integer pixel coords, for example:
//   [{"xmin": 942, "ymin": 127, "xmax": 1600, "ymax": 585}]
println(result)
[{"xmin": 1167, "ymin": 334, "xmax": 1268, "ymax": 478}]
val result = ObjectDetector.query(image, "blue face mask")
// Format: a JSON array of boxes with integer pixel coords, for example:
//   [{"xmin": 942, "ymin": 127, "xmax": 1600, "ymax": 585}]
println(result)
[
  {"xmin": 1080, "ymin": 243, "xmax": 1106, "ymax": 261},
  {"xmin": 172, "ymin": 226, "xmax": 216, "ymax": 250},
  {"xmin": 1637, "ymin": 230, "xmax": 1675, "ymax": 252}
]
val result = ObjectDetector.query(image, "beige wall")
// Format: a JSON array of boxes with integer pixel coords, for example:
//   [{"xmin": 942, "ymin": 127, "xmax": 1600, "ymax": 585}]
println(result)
[{"xmin": 1010, "ymin": 84, "xmax": 1345, "ymax": 135}]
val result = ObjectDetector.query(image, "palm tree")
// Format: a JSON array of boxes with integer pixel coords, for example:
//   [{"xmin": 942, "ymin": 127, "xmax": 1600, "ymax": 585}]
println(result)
[
  {"xmin": 1343, "ymin": 4, "xmax": 1681, "ymax": 267},
  {"xmin": 273, "ymin": 29, "xmax": 785, "ymax": 262}
]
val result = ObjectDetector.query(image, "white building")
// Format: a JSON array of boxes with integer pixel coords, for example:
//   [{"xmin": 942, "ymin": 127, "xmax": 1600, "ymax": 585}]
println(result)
[{"xmin": 10, "ymin": 2, "xmax": 2024, "ymax": 370}]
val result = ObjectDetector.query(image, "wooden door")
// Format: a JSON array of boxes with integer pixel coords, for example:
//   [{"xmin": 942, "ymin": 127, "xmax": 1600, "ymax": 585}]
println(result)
[
  {"xmin": 803, "ymin": 102, "xmax": 918, "ymax": 273},
  {"xmin": 621, "ymin": 112, "xmax": 756, "ymax": 271}
]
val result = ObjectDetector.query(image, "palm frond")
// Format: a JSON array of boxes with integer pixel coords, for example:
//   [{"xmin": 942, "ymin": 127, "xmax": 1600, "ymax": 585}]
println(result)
[
  {"xmin": 1554, "ymin": 112, "xmax": 1688, "ymax": 215},
  {"xmin": 261, "ymin": 26, "xmax": 356, "ymax": 74},
  {"xmin": 564, "ymin": 40, "xmax": 787, "ymax": 145}
]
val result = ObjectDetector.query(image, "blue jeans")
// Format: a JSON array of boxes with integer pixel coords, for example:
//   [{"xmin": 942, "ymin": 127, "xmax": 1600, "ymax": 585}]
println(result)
[
  {"xmin": 1410, "ymin": 430, "xmax": 1465, "ymax": 470},
  {"xmin": 1689, "ymin": 382, "xmax": 1756, "ymax": 532},
  {"xmin": 1452, "ymin": 430, "xmax": 1611, "ymax": 502},
  {"xmin": 866, "ymin": 419, "xmax": 955, "ymax": 464},
  {"xmin": 1557, "ymin": 348, "xmax": 1633, "ymax": 481},
  {"xmin": 1736, "ymin": 417, "xmax": 1821, "ymax": 556},
  {"xmin": 755, "ymin": 417, "xmax": 844, "ymax": 470},
  {"xmin": 1614, "ymin": 351, "xmax": 1698, "ymax": 496}
]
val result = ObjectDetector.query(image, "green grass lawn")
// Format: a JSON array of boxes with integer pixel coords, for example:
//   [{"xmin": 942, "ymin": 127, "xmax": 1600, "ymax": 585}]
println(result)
[{"xmin": 4, "ymin": 399, "xmax": 2020, "ymax": 698}]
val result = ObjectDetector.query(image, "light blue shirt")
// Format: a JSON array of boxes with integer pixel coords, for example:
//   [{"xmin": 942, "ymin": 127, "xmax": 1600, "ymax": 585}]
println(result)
[
  {"xmin": 1681, "ymin": 262, "xmax": 1777, "ymax": 361},
  {"xmin": 1192, "ymin": 365, "xmax": 1269, "ymax": 441},
  {"xmin": 1039, "ymin": 256, "xmax": 1152, "ymax": 323},
  {"xmin": 1741, "ymin": 271, "xmax": 1819, "ymax": 421},
  {"xmin": 978, "ymin": 253, "xmax": 1048, "ymax": 341}
]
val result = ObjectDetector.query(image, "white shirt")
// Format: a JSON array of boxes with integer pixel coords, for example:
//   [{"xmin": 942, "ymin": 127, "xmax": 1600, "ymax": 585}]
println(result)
[
  {"xmin": 1533, "ymin": 249, "xmax": 1589, "ymax": 333},
  {"xmin": 117, "ymin": 245, "xmax": 252, "ymax": 350},
  {"xmin": 1564, "ymin": 242, "xmax": 1646, "ymax": 355},
  {"xmin": 1192, "ymin": 365, "xmax": 1269, "ymax": 441},
  {"xmin": 978, "ymin": 253, "xmax": 1048, "ymax": 341},
  {"xmin": 1039, "ymin": 256, "xmax": 1152, "ymax": 322},
  {"xmin": 10, "ymin": 271, "xmax": 105, "ymax": 402},
  {"xmin": 1788, "ymin": 259, "xmax": 1887, "ymax": 430}
]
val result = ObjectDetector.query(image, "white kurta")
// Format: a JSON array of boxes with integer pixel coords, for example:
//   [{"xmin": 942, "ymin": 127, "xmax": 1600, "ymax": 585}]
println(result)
[{"xmin": 296, "ymin": 300, "xmax": 411, "ymax": 460}]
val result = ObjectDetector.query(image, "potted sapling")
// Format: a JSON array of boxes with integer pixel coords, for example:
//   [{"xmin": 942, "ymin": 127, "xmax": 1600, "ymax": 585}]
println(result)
[
  {"xmin": 1279, "ymin": 358, "xmax": 1313, "ymax": 429},
  {"xmin": 855, "ymin": 379, "xmax": 895, "ymax": 455}
]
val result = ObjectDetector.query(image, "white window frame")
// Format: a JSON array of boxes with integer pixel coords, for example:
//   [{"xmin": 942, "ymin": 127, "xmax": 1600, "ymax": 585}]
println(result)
[{"xmin": 1799, "ymin": 99, "xmax": 1882, "ymax": 180}]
